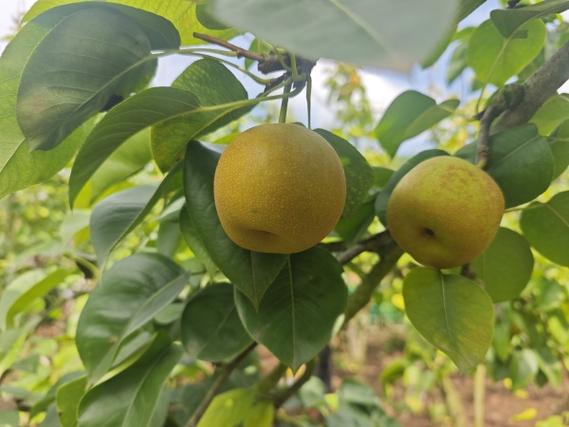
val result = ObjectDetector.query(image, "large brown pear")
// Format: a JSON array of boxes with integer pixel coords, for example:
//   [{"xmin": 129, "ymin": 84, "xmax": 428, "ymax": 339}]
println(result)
[
  {"xmin": 214, "ymin": 123, "xmax": 346, "ymax": 254},
  {"xmin": 387, "ymin": 156, "xmax": 504, "ymax": 268}
]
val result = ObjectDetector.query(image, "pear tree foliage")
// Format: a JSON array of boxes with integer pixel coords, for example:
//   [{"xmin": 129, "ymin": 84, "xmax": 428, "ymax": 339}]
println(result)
[{"xmin": 0, "ymin": 0, "xmax": 568, "ymax": 425}]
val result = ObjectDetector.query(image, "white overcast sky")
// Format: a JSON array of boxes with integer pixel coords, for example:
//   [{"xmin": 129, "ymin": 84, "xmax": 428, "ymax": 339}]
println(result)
[{"xmin": 2, "ymin": 0, "xmax": 568, "ymax": 153}]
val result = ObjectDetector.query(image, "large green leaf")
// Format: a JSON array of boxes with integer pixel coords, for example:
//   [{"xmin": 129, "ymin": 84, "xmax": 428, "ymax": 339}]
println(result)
[
  {"xmin": 17, "ymin": 4, "xmax": 178, "ymax": 150},
  {"xmin": 77, "ymin": 340, "xmax": 182, "ymax": 427},
  {"xmin": 403, "ymin": 268, "xmax": 494, "ymax": 372},
  {"xmin": 210, "ymin": 0, "xmax": 458, "ymax": 70},
  {"xmin": 458, "ymin": 0, "xmax": 486, "ymax": 21},
  {"xmin": 467, "ymin": 18, "xmax": 545, "ymax": 86},
  {"xmin": 315, "ymin": 129, "xmax": 373, "ymax": 218},
  {"xmin": 56, "ymin": 377, "xmax": 87, "ymax": 427},
  {"xmin": 471, "ymin": 228, "xmax": 534, "ymax": 303},
  {"xmin": 335, "ymin": 195, "xmax": 375, "ymax": 243},
  {"xmin": 179, "ymin": 206, "xmax": 218, "ymax": 276},
  {"xmin": 491, "ymin": 0, "xmax": 569, "ymax": 37},
  {"xmin": 197, "ymin": 388, "xmax": 274, "ymax": 427},
  {"xmin": 25, "ymin": 0, "xmax": 236, "ymax": 45},
  {"xmin": 183, "ymin": 142, "xmax": 287, "ymax": 308},
  {"xmin": 510, "ymin": 349, "xmax": 539, "ymax": 390},
  {"xmin": 0, "ymin": 15, "xmax": 91, "ymax": 199},
  {"xmin": 90, "ymin": 185, "xmax": 156, "ymax": 265},
  {"xmin": 235, "ymin": 248, "xmax": 347, "ymax": 370},
  {"xmin": 530, "ymin": 94, "xmax": 569, "ymax": 136},
  {"xmin": 69, "ymin": 87, "xmax": 198, "ymax": 205},
  {"xmin": 90, "ymin": 129, "xmax": 152, "ymax": 202},
  {"xmin": 90, "ymin": 167, "xmax": 179, "ymax": 265},
  {"xmin": 375, "ymin": 149, "xmax": 449, "ymax": 224},
  {"xmin": 551, "ymin": 121, "xmax": 569, "ymax": 179},
  {"xmin": 151, "ymin": 58, "xmax": 249, "ymax": 171},
  {"xmin": 374, "ymin": 91, "xmax": 459, "ymax": 158},
  {"xmin": 76, "ymin": 254, "xmax": 187, "ymax": 382},
  {"xmin": 0, "ymin": 269, "xmax": 69, "ymax": 330},
  {"xmin": 181, "ymin": 284, "xmax": 253, "ymax": 362},
  {"xmin": 456, "ymin": 125, "xmax": 553, "ymax": 207},
  {"xmin": 520, "ymin": 191, "xmax": 569, "ymax": 267}
]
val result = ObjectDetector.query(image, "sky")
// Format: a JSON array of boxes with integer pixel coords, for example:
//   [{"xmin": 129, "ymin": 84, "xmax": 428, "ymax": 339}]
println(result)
[{"xmin": 2, "ymin": 0, "xmax": 567, "ymax": 155}]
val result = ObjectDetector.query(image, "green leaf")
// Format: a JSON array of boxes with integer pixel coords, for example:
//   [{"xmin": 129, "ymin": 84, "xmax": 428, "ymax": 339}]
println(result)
[
  {"xmin": 375, "ymin": 91, "xmax": 459, "ymax": 157},
  {"xmin": 90, "ymin": 167, "xmax": 179, "ymax": 265},
  {"xmin": 530, "ymin": 94, "xmax": 569, "ymax": 136},
  {"xmin": 550, "ymin": 140, "xmax": 569, "ymax": 180},
  {"xmin": 151, "ymin": 58, "xmax": 249, "ymax": 171},
  {"xmin": 520, "ymin": 191, "xmax": 569, "ymax": 267},
  {"xmin": 16, "ymin": 4, "xmax": 178, "ymax": 150},
  {"xmin": 510, "ymin": 349, "xmax": 539, "ymax": 390},
  {"xmin": 197, "ymin": 388, "xmax": 274, "ymax": 427},
  {"xmin": 90, "ymin": 129, "xmax": 152, "ymax": 202},
  {"xmin": 403, "ymin": 268, "xmax": 494, "ymax": 371},
  {"xmin": 69, "ymin": 87, "xmax": 198, "ymax": 205},
  {"xmin": 456, "ymin": 125, "xmax": 553, "ymax": 207},
  {"xmin": 179, "ymin": 206, "xmax": 218, "ymax": 277},
  {"xmin": 23, "ymin": 1, "xmax": 182, "ymax": 49},
  {"xmin": 181, "ymin": 284, "xmax": 253, "ymax": 362},
  {"xmin": 235, "ymin": 248, "xmax": 347, "ymax": 370},
  {"xmin": 471, "ymin": 228, "xmax": 534, "ymax": 303},
  {"xmin": 76, "ymin": 254, "xmax": 187, "ymax": 382},
  {"xmin": 0, "ymin": 16, "xmax": 91, "ymax": 199},
  {"xmin": 210, "ymin": 0, "xmax": 458, "ymax": 70},
  {"xmin": 491, "ymin": 0, "xmax": 569, "ymax": 37},
  {"xmin": 372, "ymin": 167, "xmax": 394, "ymax": 189},
  {"xmin": 0, "ymin": 269, "xmax": 69, "ymax": 330},
  {"xmin": 315, "ymin": 129, "xmax": 373, "ymax": 218},
  {"xmin": 458, "ymin": 0, "xmax": 486, "ymax": 21},
  {"xmin": 375, "ymin": 149, "xmax": 449, "ymax": 224},
  {"xmin": 90, "ymin": 185, "xmax": 156, "ymax": 265},
  {"xmin": 467, "ymin": 18, "xmax": 545, "ymax": 86},
  {"xmin": 77, "ymin": 340, "xmax": 182, "ymax": 427},
  {"xmin": 25, "ymin": 0, "xmax": 237, "ymax": 45},
  {"xmin": 335, "ymin": 196, "xmax": 375, "ymax": 243},
  {"xmin": 56, "ymin": 377, "xmax": 86, "ymax": 427},
  {"xmin": 183, "ymin": 142, "xmax": 287, "ymax": 308}
]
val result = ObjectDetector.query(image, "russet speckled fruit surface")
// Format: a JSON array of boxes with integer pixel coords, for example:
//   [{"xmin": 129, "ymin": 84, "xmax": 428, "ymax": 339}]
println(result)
[
  {"xmin": 213, "ymin": 123, "xmax": 346, "ymax": 254},
  {"xmin": 387, "ymin": 156, "xmax": 504, "ymax": 268}
]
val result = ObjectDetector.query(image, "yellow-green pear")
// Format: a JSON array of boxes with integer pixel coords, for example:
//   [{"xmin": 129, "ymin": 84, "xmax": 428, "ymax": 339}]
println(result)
[
  {"xmin": 214, "ymin": 123, "xmax": 346, "ymax": 254},
  {"xmin": 387, "ymin": 156, "xmax": 504, "ymax": 268}
]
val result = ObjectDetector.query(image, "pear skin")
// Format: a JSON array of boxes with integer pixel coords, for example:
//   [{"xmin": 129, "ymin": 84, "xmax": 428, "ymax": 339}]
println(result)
[
  {"xmin": 214, "ymin": 123, "xmax": 346, "ymax": 254},
  {"xmin": 387, "ymin": 156, "xmax": 504, "ymax": 268}
]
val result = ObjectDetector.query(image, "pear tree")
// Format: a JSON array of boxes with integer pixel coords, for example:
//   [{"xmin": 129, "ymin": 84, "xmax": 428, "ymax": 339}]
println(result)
[{"xmin": 0, "ymin": 0, "xmax": 568, "ymax": 426}]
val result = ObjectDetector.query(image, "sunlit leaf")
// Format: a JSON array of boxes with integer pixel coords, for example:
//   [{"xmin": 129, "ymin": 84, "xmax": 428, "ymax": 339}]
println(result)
[
  {"xmin": 467, "ymin": 18, "xmax": 545, "ymax": 86},
  {"xmin": 403, "ymin": 268, "xmax": 494, "ymax": 371},
  {"xmin": 211, "ymin": 0, "xmax": 458, "ymax": 70},
  {"xmin": 520, "ymin": 191, "xmax": 569, "ymax": 267},
  {"xmin": 471, "ymin": 228, "xmax": 534, "ymax": 303}
]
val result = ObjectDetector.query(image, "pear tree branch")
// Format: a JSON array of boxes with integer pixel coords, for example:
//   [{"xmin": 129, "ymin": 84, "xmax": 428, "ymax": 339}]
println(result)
[
  {"xmin": 343, "ymin": 236, "xmax": 404, "ymax": 325},
  {"xmin": 186, "ymin": 343, "xmax": 257, "ymax": 427},
  {"xmin": 475, "ymin": 41, "xmax": 569, "ymax": 166}
]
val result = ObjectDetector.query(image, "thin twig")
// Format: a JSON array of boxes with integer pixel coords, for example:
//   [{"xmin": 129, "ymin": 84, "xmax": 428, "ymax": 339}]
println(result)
[
  {"xmin": 193, "ymin": 32, "xmax": 265, "ymax": 62},
  {"xmin": 343, "ymin": 238, "xmax": 404, "ymax": 325},
  {"xmin": 338, "ymin": 231, "xmax": 394, "ymax": 264},
  {"xmin": 186, "ymin": 343, "xmax": 257, "ymax": 427},
  {"xmin": 274, "ymin": 360, "xmax": 316, "ymax": 408}
]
